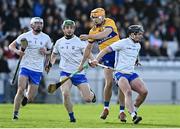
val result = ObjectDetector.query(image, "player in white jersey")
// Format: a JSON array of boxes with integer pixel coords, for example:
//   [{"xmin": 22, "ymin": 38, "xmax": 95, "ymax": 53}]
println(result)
[
  {"xmin": 91, "ymin": 25, "xmax": 148, "ymax": 124},
  {"xmin": 46, "ymin": 20, "xmax": 96, "ymax": 122},
  {"xmin": 9, "ymin": 17, "xmax": 52, "ymax": 120}
]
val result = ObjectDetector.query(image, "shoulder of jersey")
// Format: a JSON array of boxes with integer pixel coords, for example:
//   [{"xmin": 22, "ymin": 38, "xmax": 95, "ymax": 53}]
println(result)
[
  {"xmin": 56, "ymin": 37, "xmax": 65, "ymax": 44},
  {"xmin": 23, "ymin": 30, "xmax": 31, "ymax": 35},
  {"xmin": 105, "ymin": 18, "xmax": 115, "ymax": 24},
  {"xmin": 41, "ymin": 32, "xmax": 51, "ymax": 38}
]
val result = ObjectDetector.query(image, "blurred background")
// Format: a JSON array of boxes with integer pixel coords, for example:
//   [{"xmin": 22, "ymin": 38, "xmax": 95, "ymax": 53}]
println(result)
[{"xmin": 0, "ymin": 0, "xmax": 180, "ymax": 104}]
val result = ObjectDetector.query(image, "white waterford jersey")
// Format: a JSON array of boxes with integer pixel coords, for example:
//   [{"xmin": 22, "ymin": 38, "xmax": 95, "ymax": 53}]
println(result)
[
  {"xmin": 53, "ymin": 35, "xmax": 87, "ymax": 74},
  {"xmin": 16, "ymin": 30, "xmax": 52, "ymax": 72},
  {"xmin": 110, "ymin": 38, "xmax": 141, "ymax": 73}
]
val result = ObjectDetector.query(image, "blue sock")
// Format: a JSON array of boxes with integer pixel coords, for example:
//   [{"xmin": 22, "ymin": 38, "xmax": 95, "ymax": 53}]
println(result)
[
  {"xmin": 69, "ymin": 112, "xmax": 75, "ymax": 120},
  {"xmin": 120, "ymin": 106, "xmax": 125, "ymax": 110},
  {"xmin": 120, "ymin": 105, "xmax": 125, "ymax": 113},
  {"xmin": 14, "ymin": 111, "xmax": 18, "ymax": 116},
  {"xmin": 104, "ymin": 101, "xmax": 109, "ymax": 107}
]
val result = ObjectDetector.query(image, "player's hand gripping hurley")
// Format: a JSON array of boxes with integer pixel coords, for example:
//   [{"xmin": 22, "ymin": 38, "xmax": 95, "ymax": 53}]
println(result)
[
  {"xmin": 48, "ymin": 64, "xmax": 89, "ymax": 93},
  {"xmin": 11, "ymin": 38, "xmax": 28, "ymax": 85}
]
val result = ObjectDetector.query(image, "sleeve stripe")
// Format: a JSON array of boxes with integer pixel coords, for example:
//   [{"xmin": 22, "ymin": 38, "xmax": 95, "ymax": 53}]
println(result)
[{"xmin": 105, "ymin": 26, "xmax": 113, "ymax": 30}]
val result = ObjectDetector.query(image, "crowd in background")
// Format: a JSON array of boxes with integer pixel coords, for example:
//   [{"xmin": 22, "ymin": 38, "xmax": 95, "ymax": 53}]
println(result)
[
  {"xmin": 0, "ymin": 0, "xmax": 180, "ymax": 59},
  {"xmin": 0, "ymin": 0, "xmax": 180, "ymax": 103}
]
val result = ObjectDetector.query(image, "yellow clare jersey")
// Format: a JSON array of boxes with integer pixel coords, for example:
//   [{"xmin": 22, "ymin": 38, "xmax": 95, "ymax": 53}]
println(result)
[{"xmin": 88, "ymin": 18, "xmax": 120, "ymax": 50}]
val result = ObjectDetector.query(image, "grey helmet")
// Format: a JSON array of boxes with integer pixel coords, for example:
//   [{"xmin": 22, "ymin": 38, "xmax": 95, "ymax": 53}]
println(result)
[{"xmin": 127, "ymin": 25, "xmax": 144, "ymax": 34}]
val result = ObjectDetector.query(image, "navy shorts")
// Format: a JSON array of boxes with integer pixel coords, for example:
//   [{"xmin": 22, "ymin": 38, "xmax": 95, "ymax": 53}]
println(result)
[
  {"xmin": 60, "ymin": 71, "xmax": 88, "ymax": 86},
  {"xmin": 100, "ymin": 51, "xmax": 115, "ymax": 68},
  {"xmin": 19, "ymin": 67, "xmax": 42, "ymax": 85},
  {"xmin": 114, "ymin": 72, "xmax": 139, "ymax": 83}
]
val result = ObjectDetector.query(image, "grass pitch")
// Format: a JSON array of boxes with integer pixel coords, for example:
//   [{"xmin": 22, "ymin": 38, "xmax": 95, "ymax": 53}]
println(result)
[{"xmin": 0, "ymin": 104, "xmax": 180, "ymax": 128}]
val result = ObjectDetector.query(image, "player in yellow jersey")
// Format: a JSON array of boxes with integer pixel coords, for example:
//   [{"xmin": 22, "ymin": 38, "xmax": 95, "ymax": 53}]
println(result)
[{"xmin": 78, "ymin": 8, "xmax": 126, "ymax": 122}]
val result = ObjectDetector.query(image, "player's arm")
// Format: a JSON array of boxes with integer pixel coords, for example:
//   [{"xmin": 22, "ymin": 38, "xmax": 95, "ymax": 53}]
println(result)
[
  {"xmin": 89, "ymin": 27, "xmax": 112, "ymax": 39},
  {"xmin": 88, "ymin": 53, "xmax": 94, "ymax": 61},
  {"xmin": 50, "ymin": 52, "xmax": 58, "ymax": 65},
  {"xmin": 90, "ymin": 46, "xmax": 112, "ymax": 67},
  {"xmin": 80, "ymin": 28, "xmax": 112, "ymax": 40},
  {"xmin": 135, "ymin": 56, "xmax": 141, "ymax": 66},
  {"xmin": 9, "ymin": 40, "xmax": 25, "ymax": 57},
  {"xmin": 78, "ymin": 43, "xmax": 94, "ymax": 70},
  {"xmin": 45, "ymin": 52, "xmax": 58, "ymax": 73},
  {"xmin": 96, "ymin": 46, "xmax": 112, "ymax": 62}
]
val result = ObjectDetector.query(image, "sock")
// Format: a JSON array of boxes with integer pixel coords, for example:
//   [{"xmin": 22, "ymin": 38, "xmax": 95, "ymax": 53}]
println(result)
[
  {"xmin": 120, "ymin": 105, "xmax": 125, "ymax": 113},
  {"xmin": 130, "ymin": 111, "xmax": 136, "ymax": 119},
  {"xmin": 69, "ymin": 112, "xmax": 75, "ymax": 120},
  {"xmin": 104, "ymin": 101, "xmax": 109, "ymax": 109},
  {"xmin": 14, "ymin": 111, "xmax": 19, "ymax": 117}
]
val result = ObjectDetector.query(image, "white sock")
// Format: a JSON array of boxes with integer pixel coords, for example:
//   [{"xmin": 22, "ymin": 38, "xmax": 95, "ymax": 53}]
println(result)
[
  {"xmin": 104, "ymin": 107, "xmax": 109, "ymax": 110},
  {"xmin": 120, "ymin": 110, "xmax": 124, "ymax": 113},
  {"xmin": 131, "ymin": 111, "xmax": 136, "ymax": 118}
]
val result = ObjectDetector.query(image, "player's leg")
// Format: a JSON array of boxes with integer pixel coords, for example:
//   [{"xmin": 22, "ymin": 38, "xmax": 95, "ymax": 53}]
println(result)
[
  {"xmin": 12, "ymin": 68, "xmax": 28, "ymax": 120},
  {"xmin": 21, "ymin": 69, "xmax": 42, "ymax": 106},
  {"xmin": 100, "ymin": 68, "xmax": 113, "ymax": 119},
  {"xmin": 118, "ymin": 88, "xmax": 126, "ymax": 122},
  {"xmin": 130, "ymin": 77, "xmax": 148, "ymax": 112},
  {"xmin": 115, "ymin": 72, "xmax": 142, "ymax": 124},
  {"xmin": 77, "ymin": 83, "xmax": 96, "ymax": 103},
  {"xmin": 118, "ymin": 77, "xmax": 134, "ymax": 114},
  {"xmin": 60, "ymin": 71, "xmax": 75, "ymax": 122},
  {"xmin": 118, "ymin": 77, "xmax": 142, "ymax": 124},
  {"xmin": 25, "ymin": 84, "xmax": 38, "ymax": 102},
  {"xmin": 60, "ymin": 79, "xmax": 75, "ymax": 122},
  {"xmin": 72, "ymin": 74, "xmax": 96, "ymax": 103}
]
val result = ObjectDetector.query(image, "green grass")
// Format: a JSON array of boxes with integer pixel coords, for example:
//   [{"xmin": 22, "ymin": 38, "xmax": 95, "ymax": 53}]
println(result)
[{"xmin": 0, "ymin": 104, "xmax": 180, "ymax": 128}]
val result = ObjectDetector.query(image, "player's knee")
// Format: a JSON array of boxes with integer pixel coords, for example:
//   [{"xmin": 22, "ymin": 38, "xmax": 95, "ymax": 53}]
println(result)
[
  {"xmin": 62, "ymin": 91, "xmax": 70, "ymax": 99},
  {"xmin": 141, "ymin": 89, "xmax": 148, "ymax": 97},
  {"xmin": 17, "ymin": 88, "xmax": 24, "ymax": 96},
  {"xmin": 125, "ymin": 90, "xmax": 132, "ymax": 97},
  {"xmin": 84, "ymin": 97, "xmax": 92, "ymax": 103}
]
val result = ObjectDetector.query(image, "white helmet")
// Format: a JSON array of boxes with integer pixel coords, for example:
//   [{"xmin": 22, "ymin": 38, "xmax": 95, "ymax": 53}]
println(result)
[{"xmin": 30, "ymin": 17, "xmax": 43, "ymax": 25}]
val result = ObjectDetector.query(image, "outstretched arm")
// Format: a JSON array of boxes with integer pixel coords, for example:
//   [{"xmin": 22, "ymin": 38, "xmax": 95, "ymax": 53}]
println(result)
[
  {"xmin": 78, "ymin": 43, "xmax": 94, "ymax": 70},
  {"xmin": 90, "ymin": 46, "xmax": 113, "ymax": 67},
  {"xmin": 80, "ymin": 28, "xmax": 112, "ymax": 40},
  {"xmin": 96, "ymin": 46, "xmax": 112, "ymax": 62}
]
